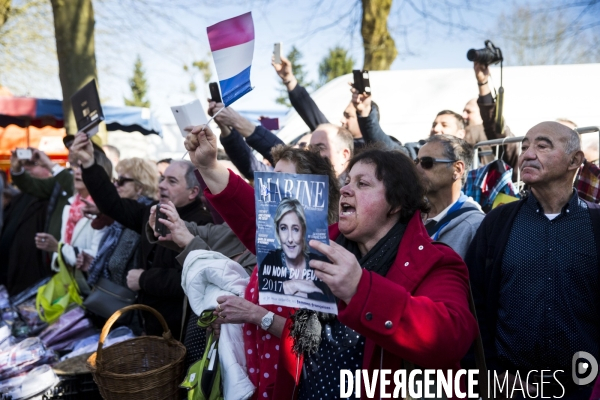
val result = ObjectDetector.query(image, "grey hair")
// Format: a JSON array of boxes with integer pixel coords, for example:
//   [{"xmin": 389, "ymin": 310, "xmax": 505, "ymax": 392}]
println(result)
[
  {"xmin": 273, "ymin": 197, "xmax": 309, "ymax": 257},
  {"xmin": 424, "ymin": 134, "xmax": 474, "ymax": 185},
  {"xmin": 565, "ymin": 129, "xmax": 581, "ymax": 154},
  {"xmin": 171, "ymin": 160, "xmax": 200, "ymax": 199}
]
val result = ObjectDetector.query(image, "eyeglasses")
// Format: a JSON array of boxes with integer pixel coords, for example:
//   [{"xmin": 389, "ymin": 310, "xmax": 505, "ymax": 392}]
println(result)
[
  {"xmin": 414, "ymin": 157, "xmax": 456, "ymax": 170},
  {"xmin": 114, "ymin": 176, "xmax": 136, "ymax": 187}
]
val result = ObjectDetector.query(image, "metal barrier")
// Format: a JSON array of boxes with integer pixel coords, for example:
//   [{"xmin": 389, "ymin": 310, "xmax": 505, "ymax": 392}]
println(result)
[{"xmin": 471, "ymin": 126, "xmax": 600, "ymax": 187}]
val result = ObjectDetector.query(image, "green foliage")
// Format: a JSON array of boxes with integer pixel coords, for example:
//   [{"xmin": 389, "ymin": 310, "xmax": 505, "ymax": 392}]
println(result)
[
  {"xmin": 185, "ymin": 56, "xmax": 212, "ymax": 95},
  {"xmin": 192, "ymin": 60, "xmax": 212, "ymax": 83},
  {"xmin": 276, "ymin": 45, "xmax": 312, "ymax": 107},
  {"xmin": 317, "ymin": 46, "xmax": 354, "ymax": 88},
  {"xmin": 124, "ymin": 55, "xmax": 150, "ymax": 107}
]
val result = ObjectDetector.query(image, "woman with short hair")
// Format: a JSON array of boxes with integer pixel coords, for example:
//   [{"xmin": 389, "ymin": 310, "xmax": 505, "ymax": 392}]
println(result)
[{"xmin": 185, "ymin": 127, "xmax": 478, "ymax": 399}]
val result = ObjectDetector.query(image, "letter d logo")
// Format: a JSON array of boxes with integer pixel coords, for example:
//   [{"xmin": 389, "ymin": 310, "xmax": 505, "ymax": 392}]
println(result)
[{"xmin": 572, "ymin": 351, "xmax": 598, "ymax": 386}]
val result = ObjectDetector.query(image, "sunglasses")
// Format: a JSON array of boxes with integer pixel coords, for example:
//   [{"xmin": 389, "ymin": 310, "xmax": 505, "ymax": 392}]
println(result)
[
  {"xmin": 414, "ymin": 157, "xmax": 456, "ymax": 170},
  {"xmin": 114, "ymin": 177, "xmax": 136, "ymax": 187}
]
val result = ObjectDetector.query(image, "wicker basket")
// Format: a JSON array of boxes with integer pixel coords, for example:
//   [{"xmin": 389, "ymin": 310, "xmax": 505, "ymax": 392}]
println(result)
[{"xmin": 87, "ymin": 304, "xmax": 186, "ymax": 400}]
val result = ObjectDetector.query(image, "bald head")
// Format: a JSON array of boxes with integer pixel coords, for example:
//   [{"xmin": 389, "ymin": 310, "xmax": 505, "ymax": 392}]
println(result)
[
  {"xmin": 520, "ymin": 121, "xmax": 584, "ymax": 187},
  {"xmin": 462, "ymin": 98, "xmax": 482, "ymax": 126},
  {"xmin": 310, "ymin": 124, "xmax": 353, "ymax": 177},
  {"xmin": 526, "ymin": 121, "xmax": 580, "ymax": 154}
]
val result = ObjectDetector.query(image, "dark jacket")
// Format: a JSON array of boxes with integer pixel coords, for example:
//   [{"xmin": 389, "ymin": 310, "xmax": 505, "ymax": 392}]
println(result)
[
  {"xmin": 11, "ymin": 168, "xmax": 73, "ymax": 240},
  {"xmin": 245, "ymin": 125, "xmax": 285, "ymax": 166},
  {"xmin": 145, "ymin": 221, "xmax": 256, "ymax": 275},
  {"xmin": 288, "ymin": 84, "xmax": 328, "ymax": 132},
  {"xmin": 477, "ymin": 93, "xmax": 520, "ymax": 170},
  {"xmin": 81, "ymin": 163, "xmax": 212, "ymax": 339},
  {"xmin": 357, "ymin": 107, "xmax": 409, "ymax": 155},
  {"xmin": 464, "ymin": 198, "xmax": 600, "ymax": 371},
  {"xmin": 220, "ymin": 128, "xmax": 276, "ymax": 181},
  {"xmin": 288, "ymin": 84, "xmax": 367, "ymax": 150},
  {"xmin": 0, "ymin": 193, "xmax": 51, "ymax": 295}
]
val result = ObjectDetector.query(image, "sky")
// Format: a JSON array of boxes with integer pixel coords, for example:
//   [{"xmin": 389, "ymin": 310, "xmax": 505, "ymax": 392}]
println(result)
[{"xmin": 2, "ymin": 0, "xmax": 591, "ymax": 126}]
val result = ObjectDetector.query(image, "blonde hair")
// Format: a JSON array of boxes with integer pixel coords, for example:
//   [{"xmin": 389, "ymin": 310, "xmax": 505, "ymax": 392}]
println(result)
[{"xmin": 116, "ymin": 158, "xmax": 159, "ymax": 200}]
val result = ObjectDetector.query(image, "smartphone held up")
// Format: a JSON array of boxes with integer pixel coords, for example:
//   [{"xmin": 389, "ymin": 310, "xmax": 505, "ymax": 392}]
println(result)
[
  {"xmin": 209, "ymin": 82, "xmax": 222, "ymax": 104},
  {"xmin": 15, "ymin": 148, "xmax": 33, "ymax": 160},
  {"xmin": 273, "ymin": 42, "xmax": 282, "ymax": 64},
  {"xmin": 352, "ymin": 70, "xmax": 371, "ymax": 95},
  {"xmin": 155, "ymin": 205, "xmax": 170, "ymax": 237}
]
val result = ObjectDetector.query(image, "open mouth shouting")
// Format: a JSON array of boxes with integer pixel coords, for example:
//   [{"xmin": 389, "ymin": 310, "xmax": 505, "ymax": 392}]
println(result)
[{"xmin": 340, "ymin": 201, "xmax": 356, "ymax": 216}]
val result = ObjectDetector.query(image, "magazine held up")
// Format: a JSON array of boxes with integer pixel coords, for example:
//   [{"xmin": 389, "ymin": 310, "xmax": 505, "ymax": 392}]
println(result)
[{"xmin": 254, "ymin": 172, "xmax": 337, "ymax": 314}]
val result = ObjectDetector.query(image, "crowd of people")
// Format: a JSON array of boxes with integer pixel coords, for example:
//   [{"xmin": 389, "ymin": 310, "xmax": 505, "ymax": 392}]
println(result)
[{"xmin": 1, "ymin": 56, "xmax": 599, "ymax": 400}]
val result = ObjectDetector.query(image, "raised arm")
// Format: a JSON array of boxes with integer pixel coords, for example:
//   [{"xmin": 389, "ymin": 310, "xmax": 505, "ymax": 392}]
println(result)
[
  {"xmin": 474, "ymin": 62, "xmax": 519, "ymax": 169},
  {"xmin": 10, "ymin": 150, "xmax": 70, "ymax": 199},
  {"xmin": 351, "ymin": 87, "xmax": 405, "ymax": 151},
  {"xmin": 273, "ymin": 54, "xmax": 328, "ymax": 131},
  {"xmin": 211, "ymin": 102, "xmax": 284, "ymax": 165},
  {"xmin": 71, "ymin": 133, "xmax": 147, "ymax": 232},
  {"xmin": 185, "ymin": 126, "xmax": 257, "ymax": 253}
]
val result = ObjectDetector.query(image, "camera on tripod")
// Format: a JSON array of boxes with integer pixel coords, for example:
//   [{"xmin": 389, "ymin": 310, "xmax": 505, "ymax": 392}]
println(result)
[{"xmin": 467, "ymin": 40, "xmax": 503, "ymax": 65}]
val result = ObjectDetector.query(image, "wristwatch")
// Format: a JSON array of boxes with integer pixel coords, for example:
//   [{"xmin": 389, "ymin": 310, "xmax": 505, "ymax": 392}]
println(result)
[{"xmin": 260, "ymin": 311, "xmax": 275, "ymax": 331}]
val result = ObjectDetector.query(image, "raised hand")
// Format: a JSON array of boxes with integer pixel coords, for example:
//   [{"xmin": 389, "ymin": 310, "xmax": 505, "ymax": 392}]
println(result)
[
  {"xmin": 9, "ymin": 150, "xmax": 25, "ymax": 173},
  {"xmin": 31, "ymin": 149, "xmax": 54, "ymax": 170},
  {"xmin": 308, "ymin": 240, "xmax": 363, "ymax": 305},
  {"xmin": 272, "ymin": 54, "xmax": 297, "ymax": 90},
  {"xmin": 155, "ymin": 201, "xmax": 193, "ymax": 248},
  {"xmin": 184, "ymin": 125, "xmax": 218, "ymax": 170},
  {"xmin": 474, "ymin": 61, "xmax": 490, "ymax": 84},
  {"xmin": 350, "ymin": 83, "xmax": 372, "ymax": 117},
  {"xmin": 149, "ymin": 205, "xmax": 173, "ymax": 241},
  {"xmin": 70, "ymin": 133, "xmax": 95, "ymax": 168}
]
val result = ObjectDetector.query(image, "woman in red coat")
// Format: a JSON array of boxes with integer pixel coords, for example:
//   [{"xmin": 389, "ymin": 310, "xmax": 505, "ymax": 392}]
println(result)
[{"xmin": 185, "ymin": 126, "xmax": 478, "ymax": 399}]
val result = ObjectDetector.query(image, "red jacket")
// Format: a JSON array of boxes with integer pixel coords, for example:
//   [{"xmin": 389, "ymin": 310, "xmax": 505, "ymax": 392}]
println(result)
[{"xmin": 205, "ymin": 170, "xmax": 478, "ymax": 399}]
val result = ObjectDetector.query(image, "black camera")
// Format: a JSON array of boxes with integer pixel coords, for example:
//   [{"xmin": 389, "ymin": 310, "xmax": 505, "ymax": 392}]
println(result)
[{"xmin": 467, "ymin": 40, "xmax": 503, "ymax": 65}]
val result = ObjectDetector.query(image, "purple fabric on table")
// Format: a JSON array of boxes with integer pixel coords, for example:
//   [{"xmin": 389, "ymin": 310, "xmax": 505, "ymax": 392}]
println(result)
[
  {"xmin": 39, "ymin": 307, "xmax": 85, "ymax": 344},
  {"xmin": 194, "ymin": 170, "xmax": 224, "ymax": 224},
  {"xmin": 45, "ymin": 317, "xmax": 94, "ymax": 348},
  {"xmin": 48, "ymin": 326, "xmax": 97, "ymax": 352}
]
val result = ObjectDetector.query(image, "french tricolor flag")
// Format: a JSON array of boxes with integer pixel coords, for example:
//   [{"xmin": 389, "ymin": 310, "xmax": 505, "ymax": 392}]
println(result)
[{"xmin": 207, "ymin": 12, "xmax": 255, "ymax": 106}]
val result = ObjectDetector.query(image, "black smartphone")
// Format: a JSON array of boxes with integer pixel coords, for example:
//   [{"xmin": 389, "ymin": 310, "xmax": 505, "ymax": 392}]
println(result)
[
  {"xmin": 209, "ymin": 82, "xmax": 222, "ymax": 104},
  {"xmin": 352, "ymin": 69, "xmax": 371, "ymax": 95},
  {"xmin": 155, "ymin": 205, "xmax": 170, "ymax": 237}
]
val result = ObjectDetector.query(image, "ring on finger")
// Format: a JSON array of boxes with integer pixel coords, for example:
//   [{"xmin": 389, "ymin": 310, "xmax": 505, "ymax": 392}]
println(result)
[{"xmin": 220, "ymin": 313, "xmax": 225, "ymax": 319}]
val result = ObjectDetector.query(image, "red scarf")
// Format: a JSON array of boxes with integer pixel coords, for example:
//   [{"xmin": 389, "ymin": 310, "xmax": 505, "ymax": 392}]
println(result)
[
  {"xmin": 64, "ymin": 194, "xmax": 92, "ymax": 244},
  {"xmin": 244, "ymin": 268, "xmax": 295, "ymax": 400}
]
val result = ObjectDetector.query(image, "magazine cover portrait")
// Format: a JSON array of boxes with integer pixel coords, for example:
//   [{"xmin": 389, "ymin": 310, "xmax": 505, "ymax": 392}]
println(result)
[{"xmin": 254, "ymin": 171, "xmax": 337, "ymax": 314}]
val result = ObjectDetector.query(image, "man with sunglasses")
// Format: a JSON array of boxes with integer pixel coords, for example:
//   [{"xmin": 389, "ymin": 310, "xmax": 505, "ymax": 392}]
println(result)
[{"xmin": 416, "ymin": 135, "xmax": 484, "ymax": 258}]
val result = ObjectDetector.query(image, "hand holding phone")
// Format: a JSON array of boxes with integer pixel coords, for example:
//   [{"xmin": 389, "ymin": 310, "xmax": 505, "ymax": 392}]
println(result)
[
  {"xmin": 15, "ymin": 148, "xmax": 33, "ymax": 160},
  {"xmin": 352, "ymin": 70, "xmax": 371, "ymax": 95},
  {"xmin": 209, "ymin": 82, "xmax": 222, "ymax": 104},
  {"xmin": 155, "ymin": 205, "xmax": 171, "ymax": 237}
]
